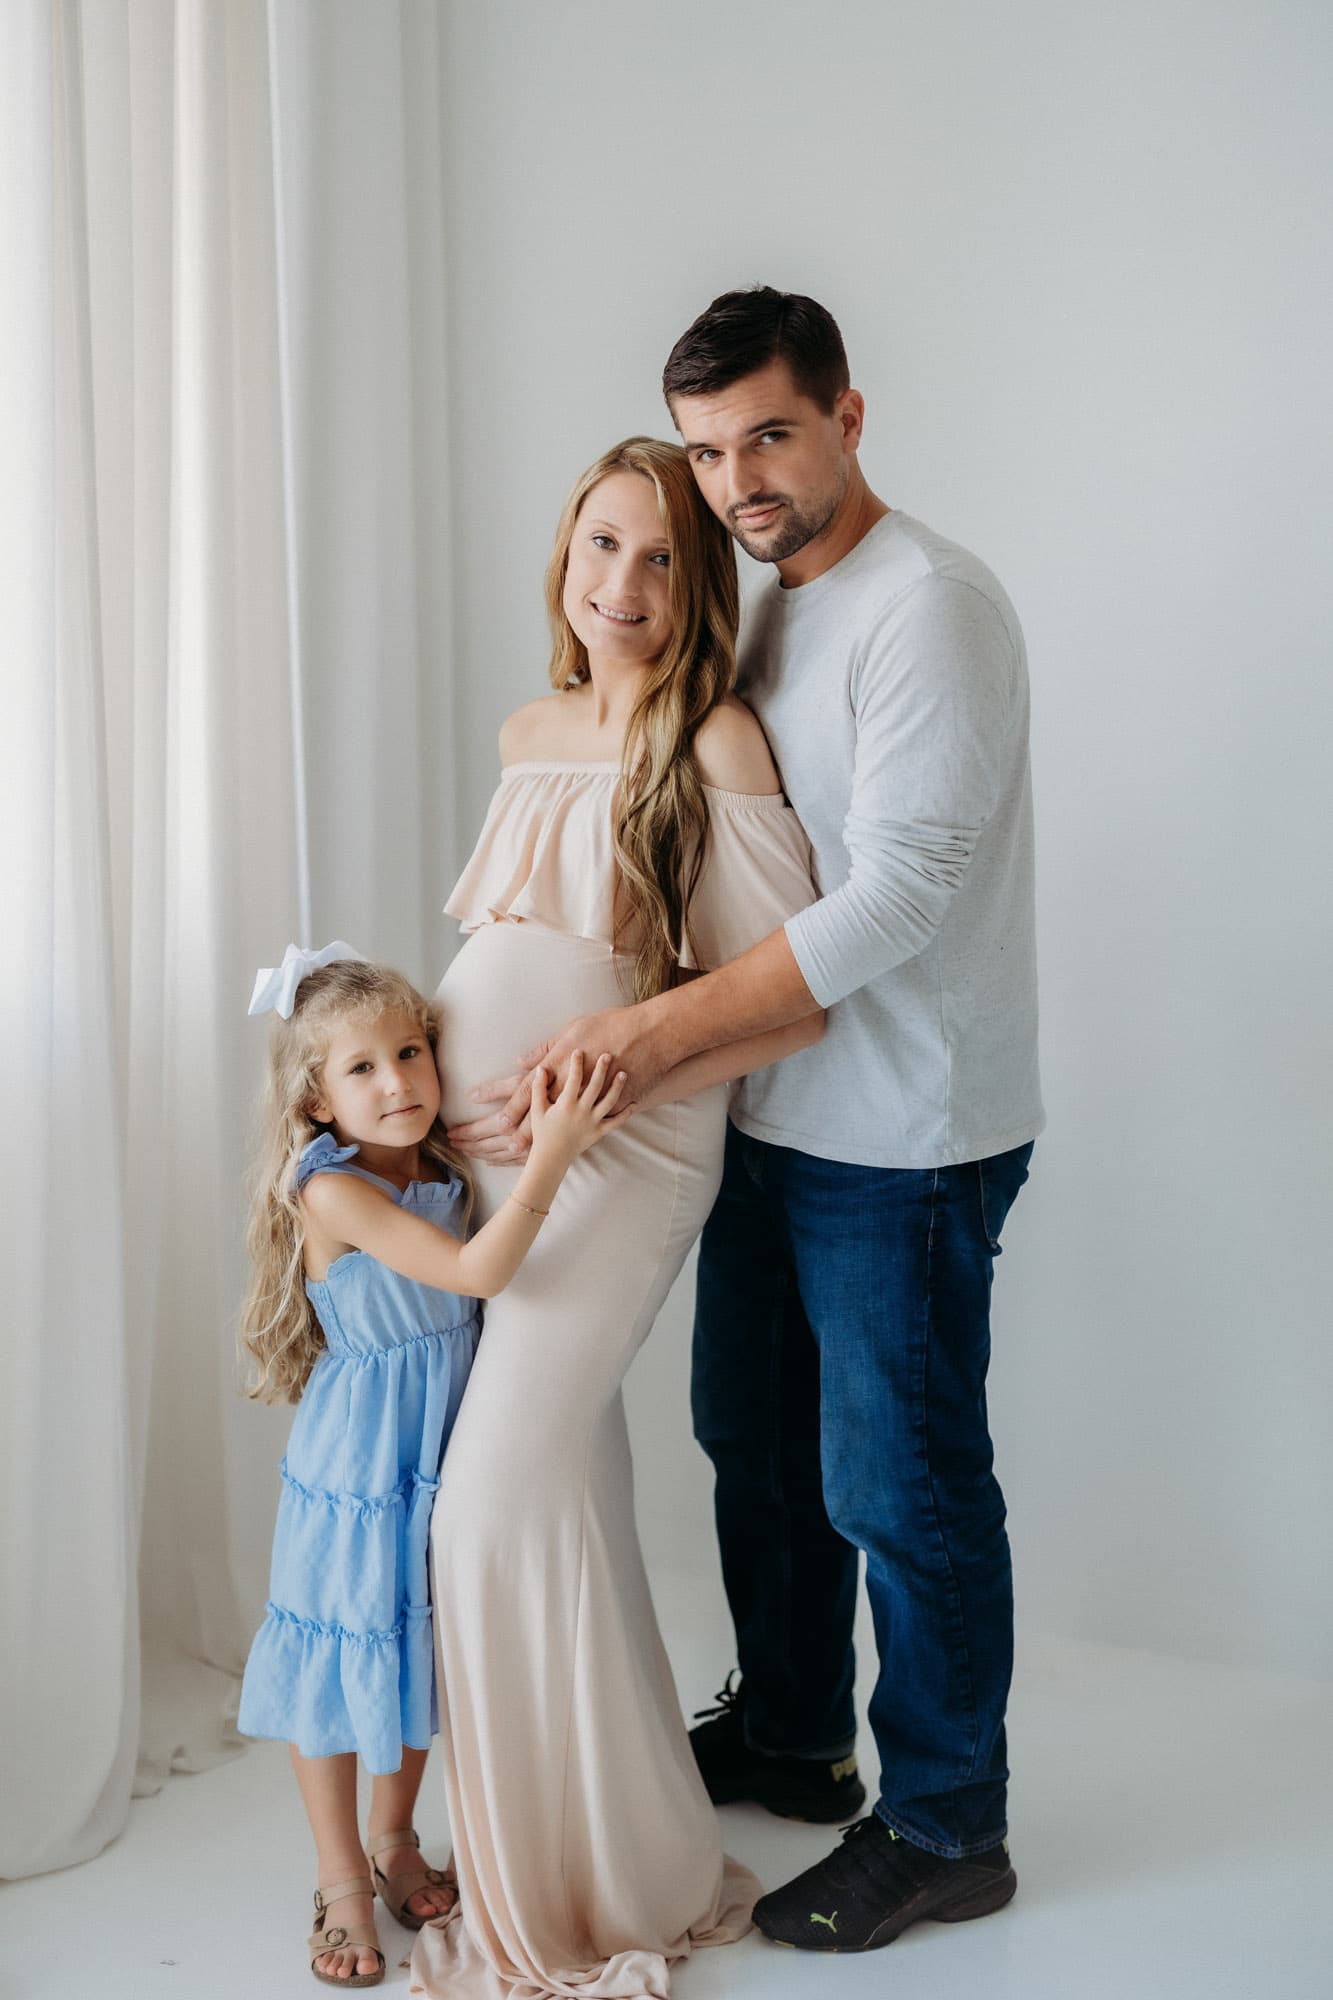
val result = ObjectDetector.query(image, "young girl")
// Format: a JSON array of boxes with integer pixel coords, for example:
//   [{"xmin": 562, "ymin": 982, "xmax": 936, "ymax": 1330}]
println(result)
[{"xmin": 237, "ymin": 945, "xmax": 627, "ymax": 1989}]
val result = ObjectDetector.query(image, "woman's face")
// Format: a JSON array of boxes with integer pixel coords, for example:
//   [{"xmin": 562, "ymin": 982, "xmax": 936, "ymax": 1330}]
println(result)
[{"xmin": 562, "ymin": 471, "xmax": 673, "ymax": 667}]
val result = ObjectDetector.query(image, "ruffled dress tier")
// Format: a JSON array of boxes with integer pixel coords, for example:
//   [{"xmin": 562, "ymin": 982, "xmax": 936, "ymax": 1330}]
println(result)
[
  {"xmin": 412, "ymin": 762, "xmax": 817, "ymax": 2000},
  {"xmin": 238, "ymin": 1135, "xmax": 480, "ymax": 1775}
]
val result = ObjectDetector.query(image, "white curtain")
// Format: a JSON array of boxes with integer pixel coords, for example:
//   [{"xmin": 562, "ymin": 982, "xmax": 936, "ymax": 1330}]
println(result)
[{"xmin": 0, "ymin": 0, "xmax": 454, "ymax": 1880}]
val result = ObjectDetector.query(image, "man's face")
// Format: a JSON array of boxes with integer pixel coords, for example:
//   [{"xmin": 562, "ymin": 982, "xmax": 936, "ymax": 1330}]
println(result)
[{"xmin": 670, "ymin": 358, "xmax": 860, "ymax": 565}]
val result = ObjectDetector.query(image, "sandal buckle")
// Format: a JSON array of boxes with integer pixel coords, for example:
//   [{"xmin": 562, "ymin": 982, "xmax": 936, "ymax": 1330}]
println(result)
[{"xmin": 324, "ymin": 1926, "xmax": 347, "ymax": 1946}]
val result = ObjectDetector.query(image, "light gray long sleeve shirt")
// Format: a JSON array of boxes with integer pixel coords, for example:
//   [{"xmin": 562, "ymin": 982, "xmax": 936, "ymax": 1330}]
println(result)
[{"xmin": 731, "ymin": 510, "xmax": 1044, "ymax": 1169}]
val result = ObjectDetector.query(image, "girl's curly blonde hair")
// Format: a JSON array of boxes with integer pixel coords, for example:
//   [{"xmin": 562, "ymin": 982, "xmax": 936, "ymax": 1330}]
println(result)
[{"xmin": 239, "ymin": 959, "xmax": 472, "ymax": 1405}]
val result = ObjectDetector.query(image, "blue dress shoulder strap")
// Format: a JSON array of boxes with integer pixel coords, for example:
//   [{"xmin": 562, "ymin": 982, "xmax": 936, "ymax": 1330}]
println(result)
[
  {"xmin": 294, "ymin": 1132, "xmax": 366, "ymax": 1193},
  {"xmin": 293, "ymin": 1133, "xmax": 464, "ymax": 1207}
]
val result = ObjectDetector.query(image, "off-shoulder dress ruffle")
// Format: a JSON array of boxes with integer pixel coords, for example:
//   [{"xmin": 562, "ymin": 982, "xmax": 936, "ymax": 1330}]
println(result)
[
  {"xmin": 445, "ymin": 759, "xmax": 817, "ymax": 971},
  {"xmin": 238, "ymin": 1133, "xmax": 480, "ymax": 1774}
]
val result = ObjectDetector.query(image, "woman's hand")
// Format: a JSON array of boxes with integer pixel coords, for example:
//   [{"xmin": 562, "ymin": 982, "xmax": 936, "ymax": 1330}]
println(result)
[
  {"xmin": 528, "ymin": 1052, "xmax": 631, "ymax": 1168},
  {"xmin": 447, "ymin": 1072, "xmax": 535, "ymax": 1163}
]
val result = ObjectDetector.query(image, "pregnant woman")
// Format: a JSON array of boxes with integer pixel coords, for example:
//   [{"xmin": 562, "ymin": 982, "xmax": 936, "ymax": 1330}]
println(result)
[{"xmin": 410, "ymin": 437, "xmax": 821, "ymax": 2000}]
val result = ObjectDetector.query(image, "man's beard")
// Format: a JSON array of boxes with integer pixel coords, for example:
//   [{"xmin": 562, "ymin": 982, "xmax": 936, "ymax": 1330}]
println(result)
[{"xmin": 728, "ymin": 476, "xmax": 846, "ymax": 564}]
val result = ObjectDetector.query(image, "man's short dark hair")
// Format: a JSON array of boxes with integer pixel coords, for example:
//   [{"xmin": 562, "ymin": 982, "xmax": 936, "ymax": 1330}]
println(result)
[{"xmin": 662, "ymin": 286, "xmax": 850, "ymax": 414}]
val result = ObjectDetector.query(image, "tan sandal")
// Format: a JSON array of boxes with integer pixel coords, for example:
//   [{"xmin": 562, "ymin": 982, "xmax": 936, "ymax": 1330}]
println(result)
[
  {"xmin": 308, "ymin": 1874, "xmax": 385, "ymax": 1988},
  {"xmin": 367, "ymin": 1827, "xmax": 457, "ymax": 1930}
]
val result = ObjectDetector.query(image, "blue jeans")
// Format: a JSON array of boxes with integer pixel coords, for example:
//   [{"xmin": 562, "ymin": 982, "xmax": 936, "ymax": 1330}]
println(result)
[{"xmin": 691, "ymin": 1126, "xmax": 1033, "ymax": 1858}]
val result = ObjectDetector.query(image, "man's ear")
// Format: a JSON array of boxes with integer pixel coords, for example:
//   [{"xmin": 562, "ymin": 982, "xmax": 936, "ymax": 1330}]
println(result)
[{"xmin": 837, "ymin": 388, "xmax": 865, "ymax": 452}]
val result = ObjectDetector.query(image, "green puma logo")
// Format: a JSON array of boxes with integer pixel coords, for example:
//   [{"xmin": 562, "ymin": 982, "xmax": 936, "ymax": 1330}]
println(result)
[{"xmin": 809, "ymin": 1910, "xmax": 838, "ymax": 1932}]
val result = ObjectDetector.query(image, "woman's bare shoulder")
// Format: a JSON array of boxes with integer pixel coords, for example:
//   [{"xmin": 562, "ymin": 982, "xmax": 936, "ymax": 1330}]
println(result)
[
  {"xmin": 497, "ymin": 692, "xmax": 584, "ymax": 766},
  {"xmin": 693, "ymin": 697, "xmax": 782, "ymax": 795}
]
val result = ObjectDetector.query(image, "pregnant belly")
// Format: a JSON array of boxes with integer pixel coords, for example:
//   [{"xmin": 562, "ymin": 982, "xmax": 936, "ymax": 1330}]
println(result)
[
  {"xmin": 433, "ymin": 921, "xmax": 635, "ymax": 1128},
  {"xmin": 433, "ymin": 919, "xmax": 728, "ymax": 1233}
]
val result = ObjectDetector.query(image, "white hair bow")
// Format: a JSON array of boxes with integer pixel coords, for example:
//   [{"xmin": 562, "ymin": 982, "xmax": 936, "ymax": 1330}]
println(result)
[{"xmin": 247, "ymin": 941, "xmax": 368, "ymax": 1020}]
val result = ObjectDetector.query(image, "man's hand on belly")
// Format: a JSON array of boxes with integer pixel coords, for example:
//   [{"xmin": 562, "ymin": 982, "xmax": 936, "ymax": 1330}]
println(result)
[{"xmin": 525, "ymin": 1006, "xmax": 674, "ymax": 1109}]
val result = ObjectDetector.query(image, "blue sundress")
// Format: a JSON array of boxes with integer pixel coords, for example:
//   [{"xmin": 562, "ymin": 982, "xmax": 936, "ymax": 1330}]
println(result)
[{"xmin": 238, "ymin": 1132, "xmax": 480, "ymax": 1773}]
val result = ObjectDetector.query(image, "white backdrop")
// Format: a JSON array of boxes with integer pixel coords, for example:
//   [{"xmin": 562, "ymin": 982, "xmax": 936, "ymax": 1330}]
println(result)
[
  {"xmin": 7, "ymin": 0, "xmax": 1329, "ymax": 1890},
  {"xmin": 431, "ymin": 0, "xmax": 1333, "ymax": 1681}
]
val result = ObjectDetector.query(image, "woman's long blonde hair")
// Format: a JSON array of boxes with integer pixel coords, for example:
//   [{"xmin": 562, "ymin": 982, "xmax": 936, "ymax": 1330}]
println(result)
[
  {"xmin": 545, "ymin": 437, "xmax": 739, "ymax": 1001},
  {"xmin": 239, "ymin": 960, "xmax": 472, "ymax": 1406}
]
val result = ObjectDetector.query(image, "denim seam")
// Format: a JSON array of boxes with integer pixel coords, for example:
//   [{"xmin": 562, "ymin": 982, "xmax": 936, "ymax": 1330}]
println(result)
[
  {"xmin": 976, "ymin": 1160, "xmax": 1002, "ymax": 1252},
  {"xmin": 874, "ymin": 1799, "xmax": 1009, "ymax": 1861},
  {"xmin": 920, "ymin": 1167, "xmax": 982, "ymax": 1788},
  {"xmin": 741, "ymin": 1138, "xmax": 797, "ymax": 1761},
  {"xmin": 755, "ymin": 1261, "xmax": 795, "ymax": 1755}
]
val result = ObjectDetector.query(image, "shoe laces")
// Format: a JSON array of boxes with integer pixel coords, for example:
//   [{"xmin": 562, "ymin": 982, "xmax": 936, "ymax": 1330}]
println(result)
[
  {"xmin": 692, "ymin": 1668, "xmax": 740, "ymax": 1723},
  {"xmin": 828, "ymin": 1816, "xmax": 931, "ymax": 1896}
]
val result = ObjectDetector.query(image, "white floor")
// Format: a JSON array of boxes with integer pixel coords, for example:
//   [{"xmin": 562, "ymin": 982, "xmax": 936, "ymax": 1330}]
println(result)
[{"xmin": 11, "ymin": 1577, "xmax": 1333, "ymax": 2000}]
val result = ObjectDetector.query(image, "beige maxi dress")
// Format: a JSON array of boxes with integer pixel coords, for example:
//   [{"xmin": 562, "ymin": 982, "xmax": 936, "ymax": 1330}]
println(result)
[{"xmin": 410, "ymin": 760, "xmax": 816, "ymax": 2000}]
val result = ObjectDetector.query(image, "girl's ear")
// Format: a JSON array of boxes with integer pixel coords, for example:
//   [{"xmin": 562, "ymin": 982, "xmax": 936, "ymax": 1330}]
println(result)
[{"xmin": 306, "ymin": 1093, "xmax": 330, "ymax": 1124}]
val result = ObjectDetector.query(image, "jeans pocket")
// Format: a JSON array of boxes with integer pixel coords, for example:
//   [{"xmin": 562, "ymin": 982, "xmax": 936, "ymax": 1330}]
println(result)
[{"xmin": 976, "ymin": 1142, "xmax": 1034, "ymax": 1253}]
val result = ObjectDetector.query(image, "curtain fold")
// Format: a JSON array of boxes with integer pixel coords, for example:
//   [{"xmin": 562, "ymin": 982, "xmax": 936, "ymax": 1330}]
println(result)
[
  {"xmin": 0, "ymin": 0, "xmax": 142, "ymax": 1881},
  {"xmin": 1, "ymin": 0, "xmax": 454, "ymax": 1879}
]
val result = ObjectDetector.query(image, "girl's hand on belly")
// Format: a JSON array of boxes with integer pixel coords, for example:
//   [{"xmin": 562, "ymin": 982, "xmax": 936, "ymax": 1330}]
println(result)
[{"xmin": 529, "ymin": 1053, "xmax": 631, "ymax": 1168}]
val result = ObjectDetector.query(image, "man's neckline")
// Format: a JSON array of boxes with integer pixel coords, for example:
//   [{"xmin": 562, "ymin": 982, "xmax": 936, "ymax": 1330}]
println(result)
[{"xmin": 774, "ymin": 508, "xmax": 900, "ymax": 598}]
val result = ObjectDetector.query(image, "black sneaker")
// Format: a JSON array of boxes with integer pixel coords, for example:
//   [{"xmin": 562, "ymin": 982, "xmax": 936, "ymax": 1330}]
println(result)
[
  {"xmin": 752, "ymin": 1813, "xmax": 1016, "ymax": 1952},
  {"xmin": 688, "ymin": 1673, "xmax": 867, "ymax": 1824}
]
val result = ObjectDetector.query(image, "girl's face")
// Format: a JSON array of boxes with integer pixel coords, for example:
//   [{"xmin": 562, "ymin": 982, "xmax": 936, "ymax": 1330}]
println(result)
[
  {"xmin": 307, "ymin": 1008, "xmax": 441, "ymax": 1149},
  {"xmin": 561, "ymin": 471, "xmax": 673, "ymax": 667}
]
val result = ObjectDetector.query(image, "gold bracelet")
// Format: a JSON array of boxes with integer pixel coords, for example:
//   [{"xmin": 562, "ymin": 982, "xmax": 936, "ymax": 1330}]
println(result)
[{"xmin": 509, "ymin": 1194, "xmax": 550, "ymax": 1219}]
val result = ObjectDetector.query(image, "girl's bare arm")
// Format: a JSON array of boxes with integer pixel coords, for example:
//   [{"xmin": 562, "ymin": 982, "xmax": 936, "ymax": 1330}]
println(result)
[
  {"xmin": 301, "ymin": 1060, "xmax": 626, "ymax": 1298},
  {"xmin": 301, "ymin": 1171, "xmax": 555, "ymax": 1301}
]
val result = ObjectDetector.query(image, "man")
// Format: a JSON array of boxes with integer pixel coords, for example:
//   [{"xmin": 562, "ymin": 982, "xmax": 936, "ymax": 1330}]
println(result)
[{"xmin": 453, "ymin": 286, "xmax": 1042, "ymax": 1955}]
